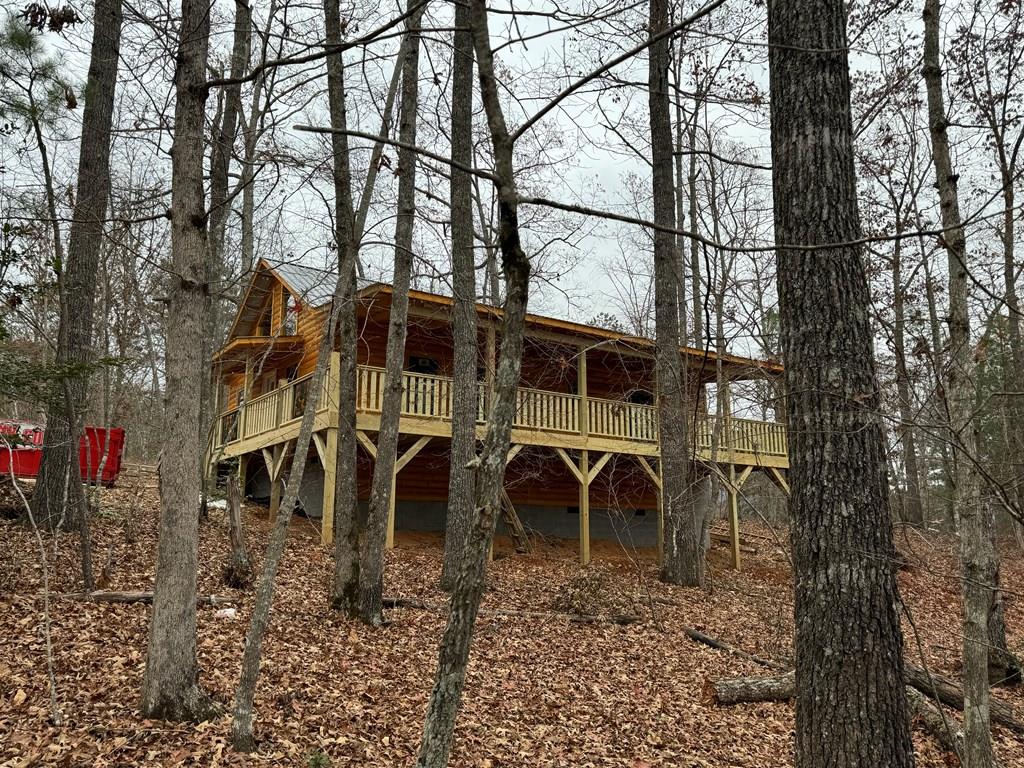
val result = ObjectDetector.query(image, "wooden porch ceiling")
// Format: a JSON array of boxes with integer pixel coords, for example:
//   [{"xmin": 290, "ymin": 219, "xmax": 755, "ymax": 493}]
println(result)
[{"xmin": 213, "ymin": 335, "xmax": 303, "ymax": 372}]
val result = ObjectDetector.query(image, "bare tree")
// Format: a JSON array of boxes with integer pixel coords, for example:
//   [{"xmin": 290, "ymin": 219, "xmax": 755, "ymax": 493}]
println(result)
[
  {"xmin": 649, "ymin": 0, "xmax": 701, "ymax": 586},
  {"xmin": 441, "ymin": 0, "xmax": 477, "ymax": 592},
  {"xmin": 414, "ymin": 0, "xmax": 531, "ymax": 761},
  {"xmin": 324, "ymin": 0, "xmax": 361, "ymax": 614},
  {"xmin": 768, "ymin": 0, "xmax": 914, "ymax": 765},
  {"xmin": 356, "ymin": 0, "xmax": 426, "ymax": 626},
  {"xmin": 31, "ymin": 0, "xmax": 123, "ymax": 530},
  {"xmin": 139, "ymin": 0, "xmax": 216, "ymax": 721}
]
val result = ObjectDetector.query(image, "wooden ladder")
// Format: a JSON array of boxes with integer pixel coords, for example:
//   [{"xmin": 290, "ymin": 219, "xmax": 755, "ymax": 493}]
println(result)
[{"xmin": 500, "ymin": 489, "xmax": 533, "ymax": 554}]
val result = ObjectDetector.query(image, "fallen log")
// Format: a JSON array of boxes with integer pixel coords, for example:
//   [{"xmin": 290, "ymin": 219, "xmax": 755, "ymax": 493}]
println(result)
[
  {"xmin": 711, "ymin": 670, "xmax": 794, "ymax": 705},
  {"xmin": 60, "ymin": 591, "xmax": 236, "ymax": 607},
  {"xmin": 711, "ymin": 668, "xmax": 1024, "ymax": 736},
  {"xmin": 905, "ymin": 686, "xmax": 965, "ymax": 759},
  {"xmin": 904, "ymin": 662, "xmax": 1024, "ymax": 736}
]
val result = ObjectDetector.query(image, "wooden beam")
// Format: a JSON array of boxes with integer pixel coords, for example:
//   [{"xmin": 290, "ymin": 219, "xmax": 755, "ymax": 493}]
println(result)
[
  {"xmin": 579, "ymin": 449, "xmax": 590, "ymax": 565},
  {"xmin": 554, "ymin": 447, "xmax": 585, "ymax": 484},
  {"xmin": 735, "ymin": 464, "xmax": 753, "ymax": 490},
  {"xmin": 356, "ymin": 430, "xmax": 377, "ymax": 459},
  {"xmin": 386, "ymin": 470, "xmax": 397, "ymax": 550},
  {"xmin": 506, "ymin": 443, "xmax": 523, "ymax": 464},
  {"xmin": 578, "ymin": 347, "xmax": 588, "ymax": 438},
  {"xmin": 312, "ymin": 431, "xmax": 327, "ymax": 467},
  {"xmin": 728, "ymin": 464, "xmax": 741, "ymax": 570},
  {"xmin": 320, "ymin": 428, "xmax": 338, "ymax": 546},
  {"xmin": 395, "ymin": 436, "xmax": 432, "ymax": 473},
  {"xmin": 768, "ymin": 466, "xmax": 790, "ymax": 496},
  {"xmin": 587, "ymin": 451, "xmax": 612, "ymax": 485},
  {"xmin": 636, "ymin": 455, "xmax": 661, "ymax": 489}
]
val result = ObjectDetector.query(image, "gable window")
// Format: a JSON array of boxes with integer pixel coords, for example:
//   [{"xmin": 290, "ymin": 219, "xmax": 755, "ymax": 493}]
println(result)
[
  {"xmin": 282, "ymin": 290, "xmax": 299, "ymax": 335},
  {"xmin": 256, "ymin": 308, "xmax": 271, "ymax": 336}
]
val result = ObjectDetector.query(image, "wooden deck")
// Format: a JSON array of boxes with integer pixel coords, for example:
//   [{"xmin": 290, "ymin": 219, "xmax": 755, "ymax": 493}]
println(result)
[{"xmin": 212, "ymin": 354, "xmax": 788, "ymax": 470}]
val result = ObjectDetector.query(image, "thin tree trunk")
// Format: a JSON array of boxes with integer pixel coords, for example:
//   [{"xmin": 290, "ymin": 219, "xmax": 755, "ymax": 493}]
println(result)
[
  {"xmin": 768, "ymin": 0, "xmax": 915, "ymax": 766},
  {"xmin": 998, "ymin": 166, "xmax": 1024, "ymax": 543},
  {"xmin": 324, "ymin": 0, "xmax": 361, "ymax": 614},
  {"xmin": 358, "ymin": 0, "xmax": 425, "ymax": 625},
  {"xmin": 893, "ymin": 229, "xmax": 925, "ymax": 525},
  {"xmin": 200, "ymin": 0, "xmax": 252, "ymax": 513},
  {"xmin": 32, "ymin": 0, "xmax": 122, "ymax": 530},
  {"xmin": 231, "ymin": 296, "xmax": 351, "ymax": 751},
  {"xmin": 414, "ymin": 2, "xmax": 531, "ymax": 761},
  {"xmin": 649, "ymin": 0, "xmax": 701, "ymax": 586},
  {"xmin": 687, "ymin": 118, "xmax": 703, "ymax": 347},
  {"xmin": 139, "ymin": 0, "xmax": 215, "ymax": 721},
  {"xmin": 441, "ymin": 0, "xmax": 477, "ymax": 592},
  {"xmin": 922, "ymin": 253, "xmax": 956, "ymax": 526},
  {"xmin": 923, "ymin": 1, "xmax": 997, "ymax": 762}
]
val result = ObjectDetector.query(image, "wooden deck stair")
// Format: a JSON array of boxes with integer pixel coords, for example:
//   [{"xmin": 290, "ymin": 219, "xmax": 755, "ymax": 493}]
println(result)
[{"xmin": 500, "ymin": 489, "xmax": 533, "ymax": 554}]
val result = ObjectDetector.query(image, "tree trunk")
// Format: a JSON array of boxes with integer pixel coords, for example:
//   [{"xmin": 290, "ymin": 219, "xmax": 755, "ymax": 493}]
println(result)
[
  {"xmin": 923, "ymin": 0, "xmax": 1001, "ymax": 762},
  {"xmin": 649, "ymin": 0, "xmax": 701, "ymax": 586},
  {"xmin": 231, "ymin": 294, "xmax": 351, "ymax": 751},
  {"xmin": 767, "ymin": 0, "xmax": 915, "ymax": 766},
  {"xmin": 998, "ymin": 166, "xmax": 1024, "ymax": 562},
  {"xmin": 357, "ymin": 0, "xmax": 425, "ymax": 625},
  {"xmin": 441, "ymin": 0, "xmax": 477, "ymax": 592},
  {"xmin": 892, "ymin": 230, "xmax": 924, "ymax": 526},
  {"xmin": 200, "ymin": 0, "xmax": 252, "ymax": 512},
  {"xmin": 223, "ymin": 477, "xmax": 252, "ymax": 587},
  {"xmin": 139, "ymin": 0, "xmax": 215, "ymax": 721},
  {"xmin": 324, "ymin": 0, "xmax": 361, "ymax": 615},
  {"xmin": 413, "ymin": 2, "xmax": 530, "ymax": 763},
  {"xmin": 32, "ymin": 0, "xmax": 123, "ymax": 530}
]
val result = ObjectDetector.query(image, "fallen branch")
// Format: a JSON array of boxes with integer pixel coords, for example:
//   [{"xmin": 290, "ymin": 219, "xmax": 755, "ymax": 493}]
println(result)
[
  {"xmin": 656, "ymin": 611, "xmax": 788, "ymax": 670},
  {"xmin": 383, "ymin": 596, "xmax": 640, "ymax": 625},
  {"xmin": 59, "ymin": 591, "xmax": 236, "ymax": 607},
  {"xmin": 904, "ymin": 662, "xmax": 1024, "ymax": 736},
  {"xmin": 710, "ymin": 668, "xmax": 1024, "ymax": 738},
  {"xmin": 905, "ymin": 686, "xmax": 965, "ymax": 760}
]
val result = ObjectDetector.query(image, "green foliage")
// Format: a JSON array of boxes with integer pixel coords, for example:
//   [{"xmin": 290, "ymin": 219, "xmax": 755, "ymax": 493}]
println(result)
[
  {"xmin": 305, "ymin": 751, "xmax": 331, "ymax": 768},
  {"xmin": 0, "ymin": 14, "xmax": 74, "ymax": 131}
]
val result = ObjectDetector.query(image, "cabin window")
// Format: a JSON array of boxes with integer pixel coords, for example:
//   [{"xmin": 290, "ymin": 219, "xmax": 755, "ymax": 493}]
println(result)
[
  {"xmin": 408, "ymin": 356, "xmax": 440, "ymax": 375},
  {"xmin": 256, "ymin": 308, "xmax": 271, "ymax": 336},
  {"xmin": 282, "ymin": 290, "xmax": 299, "ymax": 335}
]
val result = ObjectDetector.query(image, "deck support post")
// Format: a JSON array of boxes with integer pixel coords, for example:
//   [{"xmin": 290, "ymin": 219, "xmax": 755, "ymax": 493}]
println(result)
[
  {"xmin": 636, "ymin": 455, "xmax": 663, "ymax": 565},
  {"xmin": 386, "ymin": 471, "xmax": 397, "ymax": 549},
  {"xmin": 728, "ymin": 464, "xmax": 741, "ymax": 570},
  {"xmin": 385, "ymin": 435, "xmax": 433, "ymax": 549},
  {"xmin": 262, "ymin": 441, "xmax": 291, "ymax": 520},
  {"xmin": 579, "ymin": 449, "xmax": 590, "ymax": 565},
  {"xmin": 318, "ymin": 429, "xmax": 338, "ymax": 545}
]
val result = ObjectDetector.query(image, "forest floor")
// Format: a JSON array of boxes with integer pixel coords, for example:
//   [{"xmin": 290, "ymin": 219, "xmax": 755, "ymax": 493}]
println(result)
[{"xmin": 1, "ymin": 481, "xmax": 1023, "ymax": 767}]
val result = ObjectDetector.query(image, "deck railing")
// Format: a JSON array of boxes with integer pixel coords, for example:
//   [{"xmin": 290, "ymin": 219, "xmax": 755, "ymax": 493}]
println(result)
[{"xmin": 216, "ymin": 363, "xmax": 787, "ymax": 459}]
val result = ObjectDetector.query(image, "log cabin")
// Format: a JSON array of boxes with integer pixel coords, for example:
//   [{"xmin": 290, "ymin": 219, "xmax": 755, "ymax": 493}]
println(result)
[{"xmin": 208, "ymin": 259, "xmax": 790, "ymax": 567}]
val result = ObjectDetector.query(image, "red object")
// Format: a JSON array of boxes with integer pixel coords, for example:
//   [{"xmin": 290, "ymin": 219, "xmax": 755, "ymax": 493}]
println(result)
[{"xmin": 0, "ymin": 422, "xmax": 126, "ymax": 486}]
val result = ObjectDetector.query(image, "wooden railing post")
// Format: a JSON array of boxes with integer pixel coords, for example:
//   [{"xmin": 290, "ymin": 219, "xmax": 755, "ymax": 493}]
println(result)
[{"xmin": 578, "ymin": 345, "xmax": 588, "ymax": 440}]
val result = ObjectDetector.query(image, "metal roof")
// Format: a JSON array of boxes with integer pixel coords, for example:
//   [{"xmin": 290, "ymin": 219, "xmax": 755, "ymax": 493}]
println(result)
[{"xmin": 270, "ymin": 260, "xmax": 339, "ymax": 308}]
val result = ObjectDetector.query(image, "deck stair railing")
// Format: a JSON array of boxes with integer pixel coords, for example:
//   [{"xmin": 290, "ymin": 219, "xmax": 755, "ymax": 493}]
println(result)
[{"xmin": 216, "ymin": 363, "xmax": 787, "ymax": 459}]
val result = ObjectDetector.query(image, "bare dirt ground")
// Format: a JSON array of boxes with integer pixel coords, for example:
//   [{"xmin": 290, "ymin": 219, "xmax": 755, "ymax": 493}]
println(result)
[{"xmin": 1, "ymin": 482, "xmax": 1022, "ymax": 767}]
